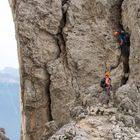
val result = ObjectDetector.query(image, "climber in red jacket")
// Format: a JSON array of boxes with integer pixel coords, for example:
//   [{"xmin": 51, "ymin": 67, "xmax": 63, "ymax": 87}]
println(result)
[
  {"xmin": 100, "ymin": 70, "xmax": 112, "ymax": 105},
  {"xmin": 104, "ymin": 71, "xmax": 111, "ymax": 104}
]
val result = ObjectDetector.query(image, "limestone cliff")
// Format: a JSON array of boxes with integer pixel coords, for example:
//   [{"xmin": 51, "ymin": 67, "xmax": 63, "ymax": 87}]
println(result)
[
  {"xmin": 0, "ymin": 128, "xmax": 9, "ymax": 140},
  {"xmin": 9, "ymin": 0, "xmax": 140, "ymax": 140}
]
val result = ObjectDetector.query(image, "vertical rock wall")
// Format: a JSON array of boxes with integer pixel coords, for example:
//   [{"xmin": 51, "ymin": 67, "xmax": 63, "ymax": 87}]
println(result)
[
  {"xmin": 9, "ymin": 0, "xmax": 140, "ymax": 139},
  {"xmin": 119, "ymin": 0, "xmax": 140, "ymax": 115},
  {"xmin": 122, "ymin": 0, "xmax": 140, "ymax": 82},
  {"xmin": 9, "ymin": 0, "xmax": 63, "ymax": 139},
  {"xmin": 48, "ymin": 0, "xmax": 125, "ymax": 127}
]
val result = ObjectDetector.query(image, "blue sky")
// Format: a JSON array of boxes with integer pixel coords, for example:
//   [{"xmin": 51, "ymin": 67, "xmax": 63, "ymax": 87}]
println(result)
[{"xmin": 0, "ymin": 1, "xmax": 18, "ymax": 69}]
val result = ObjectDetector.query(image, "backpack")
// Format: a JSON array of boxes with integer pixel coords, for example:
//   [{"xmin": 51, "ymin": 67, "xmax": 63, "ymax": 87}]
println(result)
[
  {"xmin": 121, "ymin": 32, "xmax": 130, "ymax": 46},
  {"xmin": 100, "ymin": 78, "xmax": 106, "ymax": 88}
]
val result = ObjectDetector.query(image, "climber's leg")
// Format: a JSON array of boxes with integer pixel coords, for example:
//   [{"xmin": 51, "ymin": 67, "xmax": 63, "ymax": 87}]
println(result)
[
  {"xmin": 122, "ymin": 55, "xmax": 130, "ymax": 74},
  {"xmin": 121, "ymin": 55, "xmax": 130, "ymax": 84},
  {"xmin": 103, "ymin": 88, "xmax": 110, "ymax": 105}
]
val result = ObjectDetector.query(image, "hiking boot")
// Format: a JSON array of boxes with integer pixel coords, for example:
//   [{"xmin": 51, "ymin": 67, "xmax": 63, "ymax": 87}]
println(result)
[{"xmin": 124, "ymin": 73, "xmax": 129, "ymax": 78}]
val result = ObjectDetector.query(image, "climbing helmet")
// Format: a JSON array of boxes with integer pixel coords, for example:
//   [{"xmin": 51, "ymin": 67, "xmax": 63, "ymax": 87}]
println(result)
[
  {"xmin": 114, "ymin": 31, "xmax": 119, "ymax": 37},
  {"xmin": 105, "ymin": 71, "xmax": 110, "ymax": 77}
]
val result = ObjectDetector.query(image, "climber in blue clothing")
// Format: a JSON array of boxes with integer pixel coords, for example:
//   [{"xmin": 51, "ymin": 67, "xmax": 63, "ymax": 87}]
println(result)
[
  {"xmin": 111, "ymin": 30, "xmax": 130, "ymax": 84},
  {"xmin": 114, "ymin": 31, "xmax": 130, "ymax": 57}
]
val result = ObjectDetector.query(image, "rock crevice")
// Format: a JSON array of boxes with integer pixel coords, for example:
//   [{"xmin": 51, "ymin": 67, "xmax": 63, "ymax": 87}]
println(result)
[
  {"xmin": 110, "ymin": 0, "xmax": 130, "ymax": 86},
  {"xmin": 46, "ymin": 72, "xmax": 53, "ymax": 121},
  {"xmin": 56, "ymin": 0, "xmax": 69, "ymax": 58}
]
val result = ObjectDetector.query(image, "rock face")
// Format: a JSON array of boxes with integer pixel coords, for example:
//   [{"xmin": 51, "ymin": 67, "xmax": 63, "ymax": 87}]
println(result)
[
  {"xmin": 0, "ymin": 128, "xmax": 9, "ymax": 140},
  {"xmin": 9, "ymin": 0, "xmax": 140, "ymax": 140}
]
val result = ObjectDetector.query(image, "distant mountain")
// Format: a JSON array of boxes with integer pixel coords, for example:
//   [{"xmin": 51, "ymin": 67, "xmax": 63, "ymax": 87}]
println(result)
[
  {"xmin": 0, "ymin": 67, "xmax": 19, "ymax": 76},
  {"xmin": 0, "ymin": 67, "xmax": 19, "ymax": 84},
  {"xmin": 0, "ymin": 67, "xmax": 20, "ymax": 140}
]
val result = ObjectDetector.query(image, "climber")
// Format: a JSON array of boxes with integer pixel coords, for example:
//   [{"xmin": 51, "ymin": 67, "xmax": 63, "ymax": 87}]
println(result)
[
  {"xmin": 111, "ymin": 30, "xmax": 130, "ymax": 84},
  {"xmin": 114, "ymin": 30, "xmax": 130, "ymax": 57},
  {"xmin": 100, "ymin": 70, "xmax": 112, "ymax": 105}
]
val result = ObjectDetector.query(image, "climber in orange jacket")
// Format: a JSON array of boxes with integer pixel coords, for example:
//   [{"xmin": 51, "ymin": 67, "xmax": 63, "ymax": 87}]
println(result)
[
  {"xmin": 104, "ymin": 71, "xmax": 111, "ymax": 104},
  {"xmin": 100, "ymin": 70, "xmax": 112, "ymax": 105}
]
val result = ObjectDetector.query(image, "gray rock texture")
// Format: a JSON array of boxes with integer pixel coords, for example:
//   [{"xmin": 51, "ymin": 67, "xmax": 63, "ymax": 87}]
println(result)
[
  {"xmin": 9, "ymin": 0, "xmax": 140, "ymax": 140},
  {"xmin": 121, "ymin": 0, "xmax": 140, "ymax": 112},
  {"xmin": 0, "ymin": 128, "xmax": 9, "ymax": 140}
]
